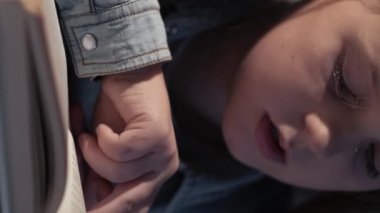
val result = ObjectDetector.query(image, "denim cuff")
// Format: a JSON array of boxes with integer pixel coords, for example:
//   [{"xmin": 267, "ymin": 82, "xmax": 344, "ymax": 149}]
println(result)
[{"xmin": 59, "ymin": 0, "xmax": 171, "ymax": 78}]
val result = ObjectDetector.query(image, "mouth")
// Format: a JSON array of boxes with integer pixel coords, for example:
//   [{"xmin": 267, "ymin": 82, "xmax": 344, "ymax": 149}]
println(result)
[{"xmin": 254, "ymin": 114, "xmax": 286, "ymax": 164}]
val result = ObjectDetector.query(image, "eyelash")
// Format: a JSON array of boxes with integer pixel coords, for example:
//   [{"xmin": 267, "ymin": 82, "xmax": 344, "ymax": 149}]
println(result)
[
  {"xmin": 332, "ymin": 54, "xmax": 378, "ymax": 178},
  {"xmin": 365, "ymin": 143, "xmax": 379, "ymax": 179},
  {"xmin": 332, "ymin": 53, "xmax": 364, "ymax": 109}
]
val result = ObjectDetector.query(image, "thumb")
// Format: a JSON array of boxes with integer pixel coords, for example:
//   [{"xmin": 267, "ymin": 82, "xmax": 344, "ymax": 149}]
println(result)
[{"xmin": 95, "ymin": 123, "xmax": 126, "ymax": 162}]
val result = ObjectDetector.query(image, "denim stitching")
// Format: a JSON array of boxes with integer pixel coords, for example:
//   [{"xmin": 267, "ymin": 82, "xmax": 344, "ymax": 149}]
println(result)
[
  {"xmin": 61, "ymin": 0, "xmax": 149, "ymax": 20},
  {"xmin": 81, "ymin": 47, "xmax": 170, "ymax": 65},
  {"xmin": 76, "ymin": 55, "xmax": 172, "ymax": 77},
  {"xmin": 71, "ymin": 9, "xmax": 164, "ymax": 64}
]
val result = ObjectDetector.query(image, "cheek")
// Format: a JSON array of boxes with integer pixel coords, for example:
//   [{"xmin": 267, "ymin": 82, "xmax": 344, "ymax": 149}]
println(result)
[
  {"xmin": 245, "ymin": 53, "xmax": 324, "ymax": 121},
  {"xmin": 221, "ymin": 86, "xmax": 261, "ymax": 163},
  {"xmin": 222, "ymin": 70, "xmax": 276, "ymax": 168}
]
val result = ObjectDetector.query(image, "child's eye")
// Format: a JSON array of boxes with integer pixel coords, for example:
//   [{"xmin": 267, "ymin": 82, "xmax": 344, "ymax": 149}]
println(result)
[
  {"xmin": 365, "ymin": 143, "xmax": 379, "ymax": 179},
  {"xmin": 332, "ymin": 53, "xmax": 364, "ymax": 109}
]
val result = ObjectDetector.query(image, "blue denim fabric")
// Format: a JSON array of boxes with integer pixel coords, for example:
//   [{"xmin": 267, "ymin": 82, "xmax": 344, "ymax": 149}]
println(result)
[{"xmin": 56, "ymin": 0, "xmax": 171, "ymax": 78}]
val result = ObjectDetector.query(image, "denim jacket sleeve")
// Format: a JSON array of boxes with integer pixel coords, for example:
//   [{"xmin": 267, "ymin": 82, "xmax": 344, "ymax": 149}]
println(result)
[{"xmin": 56, "ymin": 0, "xmax": 171, "ymax": 78}]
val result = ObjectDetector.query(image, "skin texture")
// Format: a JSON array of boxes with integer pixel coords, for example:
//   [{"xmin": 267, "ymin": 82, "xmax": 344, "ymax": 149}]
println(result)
[
  {"xmin": 169, "ymin": 0, "xmax": 380, "ymax": 192},
  {"xmin": 71, "ymin": 65, "xmax": 179, "ymax": 213},
  {"xmin": 70, "ymin": 0, "xmax": 380, "ymax": 212},
  {"xmin": 223, "ymin": 0, "xmax": 380, "ymax": 191}
]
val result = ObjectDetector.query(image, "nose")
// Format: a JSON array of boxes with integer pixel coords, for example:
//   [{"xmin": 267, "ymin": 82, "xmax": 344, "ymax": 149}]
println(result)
[
  {"xmin": 301, "ymin": 113, "xmax": 331, "ymax": 157},
  {"xmin": 277, "ymin": 113, "xmax": 334, "ymax": 157}
]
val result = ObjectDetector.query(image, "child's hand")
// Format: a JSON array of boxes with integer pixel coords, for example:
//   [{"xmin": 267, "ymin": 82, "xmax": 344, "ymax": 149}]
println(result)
[{"xmin": 79, "ymin": 65, "xmax": 179, "ymax": 212}]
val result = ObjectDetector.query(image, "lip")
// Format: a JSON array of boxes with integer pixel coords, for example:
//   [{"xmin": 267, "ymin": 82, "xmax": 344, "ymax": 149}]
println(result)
[{"xmin": 254, "ymin": 114, "xmax": 286, "ymax": 164}]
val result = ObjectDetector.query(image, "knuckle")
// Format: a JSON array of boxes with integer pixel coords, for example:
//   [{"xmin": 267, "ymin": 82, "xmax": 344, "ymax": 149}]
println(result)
[
  {"xmin": 169, "ymin": 155, "xmax": 180, "ymax": 175},
  {"xmin": 155, "ymin": 132, "xmax": 176, "ymax": 153},
  {"xmin": 143, "ymin": 114, "xmax": 171, "ymax": 138},
  {"xmin": 161, "ymin": 151, "xmax": 179, "ymax": 177},
  {"xmin": 160, "ymin": 144, "xmax": 176, "ymax": 162},
  {"xmin": 152, "ymin": 124, "xmax": 171, "ymax": 142},
  {"xmin": 158, "ymin": 138, "xmax": 179, "ymax": 174}
]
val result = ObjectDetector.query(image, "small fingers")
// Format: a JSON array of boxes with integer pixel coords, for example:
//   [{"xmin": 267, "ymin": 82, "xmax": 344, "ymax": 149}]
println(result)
[
  {"xmin": 88, "ymin": 172, "xmax": 160, "ymax": 213},
  {"xmin": 79, "ymin": 133, "xmax": 166, "ymax": 183},
  {"xmin": 96, "ymin": 123, "xmax": 169, "ymax": 162}
]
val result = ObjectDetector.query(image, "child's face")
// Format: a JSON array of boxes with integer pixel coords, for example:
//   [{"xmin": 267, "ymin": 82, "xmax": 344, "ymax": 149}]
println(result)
[{"xmin": 223, "ymin": 0, "xmax": 380, "ymax": 191}]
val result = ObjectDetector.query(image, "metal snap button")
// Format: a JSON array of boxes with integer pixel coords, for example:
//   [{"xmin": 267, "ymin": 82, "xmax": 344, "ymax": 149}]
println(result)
[{"xmin": 81, "ymin": 33, "xmax": 97, "ymax": 51}]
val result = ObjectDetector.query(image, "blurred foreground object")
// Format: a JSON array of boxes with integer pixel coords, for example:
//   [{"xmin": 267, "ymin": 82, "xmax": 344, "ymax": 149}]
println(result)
[{"xmin": 0, "ymin": 0, "xmax": 85, "ymax": 212}]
